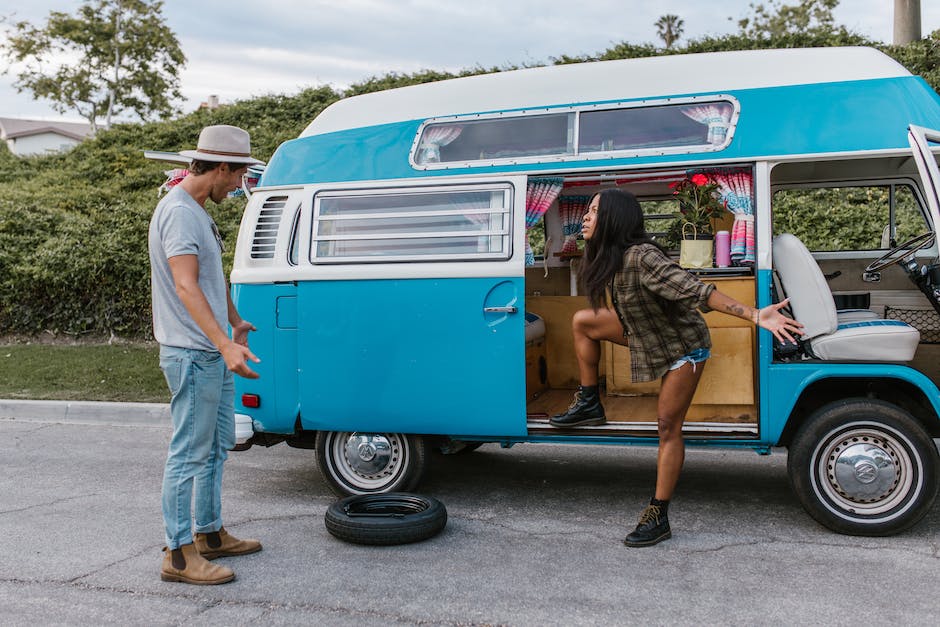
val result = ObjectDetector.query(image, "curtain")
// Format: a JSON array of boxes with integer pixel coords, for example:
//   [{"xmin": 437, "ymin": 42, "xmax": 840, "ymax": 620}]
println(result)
[
  {"xmin": 558, "ymin": 195, "xmax": 590, "ymax": 255},
  {"xmin": 417, "ymin": 125, "xmax": 462, "ymax": 163},
  {"xmin": 525, "ymin": 177, "xmax": 564, "ymax": 266},
  {"xmin": 681, "ymin": 103, "xmax": 733, "ymax": 145},
  {"xmin": 712, "ymin": 168, "xmax": 755, "ymax": 265}
]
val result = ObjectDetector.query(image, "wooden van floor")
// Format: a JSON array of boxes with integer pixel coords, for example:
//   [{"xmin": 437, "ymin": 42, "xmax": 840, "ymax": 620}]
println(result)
[{"xmin": 526, "ymin": 388, "xmax": 758, "ymax": 437}]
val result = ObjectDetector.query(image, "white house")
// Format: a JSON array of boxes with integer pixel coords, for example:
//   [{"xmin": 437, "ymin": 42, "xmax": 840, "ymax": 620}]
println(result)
[{"xmin": 0, "ymin": 117, "xmax": 93, "ymax": 156}]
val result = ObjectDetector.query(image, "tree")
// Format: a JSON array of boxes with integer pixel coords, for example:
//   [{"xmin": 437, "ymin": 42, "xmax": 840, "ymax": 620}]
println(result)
[
  {"xmin": 1, "ymin": 0, "xmax": 185, "ymax": 132},
  {"xmin": 735, "ymin": 0, "xmax": 841, "ymax": 38},
  {"xmin": 655, "ymin": 14, "xmax": 685, "ymax": 49}
]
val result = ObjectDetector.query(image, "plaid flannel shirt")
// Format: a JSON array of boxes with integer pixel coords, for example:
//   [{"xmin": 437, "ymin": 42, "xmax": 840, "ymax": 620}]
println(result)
[{"xmin": 610, "ymin": 243, "xmax": 716, "ymax": 382}]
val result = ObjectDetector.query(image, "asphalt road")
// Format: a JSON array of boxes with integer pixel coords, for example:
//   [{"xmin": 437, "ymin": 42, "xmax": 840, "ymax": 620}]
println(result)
[{"xmin": 2, "ymin": 413, "xmax": 939, "ymax": 626}]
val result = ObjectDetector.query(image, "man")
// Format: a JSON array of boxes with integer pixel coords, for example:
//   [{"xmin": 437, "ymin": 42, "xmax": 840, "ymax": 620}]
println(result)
[{"xmin": 149, "ymin": 125, "xmax": 264, "ymax": 585}]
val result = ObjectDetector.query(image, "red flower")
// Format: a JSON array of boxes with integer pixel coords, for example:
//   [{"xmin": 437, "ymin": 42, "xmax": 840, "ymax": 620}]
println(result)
[{"xmin": 691, "ymin": 173, "xmax": 708, "ymax": 186}]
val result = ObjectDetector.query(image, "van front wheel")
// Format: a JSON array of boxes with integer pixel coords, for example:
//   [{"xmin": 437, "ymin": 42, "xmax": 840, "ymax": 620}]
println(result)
[
  {"xmin": 788, "ymin": 399, "xmax": 939, "ymax": 536},
  {"xmin": 315, "ymin": 431, "xmax": 429, "ymax": 497}
]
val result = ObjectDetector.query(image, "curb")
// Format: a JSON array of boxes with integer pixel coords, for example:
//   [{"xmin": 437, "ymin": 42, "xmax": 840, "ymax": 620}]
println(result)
[{"xmin": 0, "ymin": 399, "xmax": 170, "ymax": 426}]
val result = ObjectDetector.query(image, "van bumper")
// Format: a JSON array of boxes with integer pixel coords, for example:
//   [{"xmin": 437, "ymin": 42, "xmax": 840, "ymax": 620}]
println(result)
[{"xmin": 234, "ymin": 413, "xmax": 255, "ymax": 449}]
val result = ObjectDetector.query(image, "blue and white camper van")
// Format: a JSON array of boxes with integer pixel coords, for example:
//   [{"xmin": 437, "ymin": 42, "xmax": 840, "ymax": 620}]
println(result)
[{"xmin": 230, "ymin": 47, "xmax": 940, "ymax": 536}]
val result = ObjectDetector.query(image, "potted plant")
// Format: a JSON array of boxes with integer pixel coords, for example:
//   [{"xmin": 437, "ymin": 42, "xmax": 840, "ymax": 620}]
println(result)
[{"xmin": 669, "ymin": 173, "xmax": 728, "ymax": 268}]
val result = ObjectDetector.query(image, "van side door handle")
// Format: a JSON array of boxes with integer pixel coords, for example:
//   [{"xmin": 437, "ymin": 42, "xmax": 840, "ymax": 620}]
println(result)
[{"xmin": 483, "ymin": 306, "xmax": 518, "ymax": 314}]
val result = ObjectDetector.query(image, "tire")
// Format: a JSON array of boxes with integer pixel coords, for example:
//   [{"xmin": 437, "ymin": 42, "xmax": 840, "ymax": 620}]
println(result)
[
  {"xmin": 788, "ymin": 398, "xmax": 939, "ymax": 536},
  {"xmin": 324, "ymin": 493, "xmax": 447, "ymax": 545},
  {"xmin": 315, "ymin": 431, "xmax": 429, "ymax": 497}
]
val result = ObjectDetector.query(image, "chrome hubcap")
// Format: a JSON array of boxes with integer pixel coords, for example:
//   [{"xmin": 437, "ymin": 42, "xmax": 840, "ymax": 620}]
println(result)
[
  {"xmin": 815, "ymin": 425, "xmax": 916, "ymax": 516},
  {"xmin": 344, "ymin": 434, "xmax": 393, "ymax": 476}
]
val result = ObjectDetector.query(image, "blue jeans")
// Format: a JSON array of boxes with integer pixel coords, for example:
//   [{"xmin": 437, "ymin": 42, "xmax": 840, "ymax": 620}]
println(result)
[{"xmin": 159, "ymin": 345, "xmax": 235, "ymax": 549}]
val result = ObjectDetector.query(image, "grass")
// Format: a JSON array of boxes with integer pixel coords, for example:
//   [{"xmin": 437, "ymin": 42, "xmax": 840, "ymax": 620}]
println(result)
[{"xmin": 0, "ymin": 342, "xmax": 169, "ymax": 403}]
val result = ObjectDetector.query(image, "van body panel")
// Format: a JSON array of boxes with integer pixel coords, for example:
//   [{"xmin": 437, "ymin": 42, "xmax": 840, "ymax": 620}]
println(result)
[
  {"xmin": 232, "ymin": 282, "xmax": 299, "ymax": 434},
  {"xmin": 262, "ymin": 78, "xmax": 940, "ymax": 188},
  {"xmin": 763, "ymin": 363, "xmax": 940, "ymax": 445},
  {"xmin": 296, "ymin": 277, "xmax": 527, "ymax": 436}
]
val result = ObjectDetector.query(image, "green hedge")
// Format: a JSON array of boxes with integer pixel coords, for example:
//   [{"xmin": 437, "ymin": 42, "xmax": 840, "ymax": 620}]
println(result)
[{"xmin": 0, "ymin": 34, "xmax": 937, "ymax": 338}]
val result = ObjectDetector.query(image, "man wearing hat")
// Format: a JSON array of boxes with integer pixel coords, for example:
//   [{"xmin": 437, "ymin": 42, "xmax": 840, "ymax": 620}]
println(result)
[{"xmin": 149, "ymin": 125, "xmax": 264, "ymax": 585}]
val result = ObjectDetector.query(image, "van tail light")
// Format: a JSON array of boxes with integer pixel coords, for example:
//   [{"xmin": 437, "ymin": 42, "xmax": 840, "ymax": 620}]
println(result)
[{"xmin": 241, "ymin": 393, "xmax": 261, "ymax": 409}]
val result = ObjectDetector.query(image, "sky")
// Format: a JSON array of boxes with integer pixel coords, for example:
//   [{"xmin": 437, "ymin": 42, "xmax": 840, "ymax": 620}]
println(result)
[{"xmin": 0, "ymin": 0, "xmax": 938, "ymax": 123}]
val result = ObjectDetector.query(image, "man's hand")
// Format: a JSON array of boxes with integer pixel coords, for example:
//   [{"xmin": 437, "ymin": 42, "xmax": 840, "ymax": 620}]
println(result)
[
  {"xmin": 232, "ymin": 319, "xmax": 256, "ymax": 347},
  {"xmin": 220, "ymin": 339, "xmax": 261, "ymax": 379}
]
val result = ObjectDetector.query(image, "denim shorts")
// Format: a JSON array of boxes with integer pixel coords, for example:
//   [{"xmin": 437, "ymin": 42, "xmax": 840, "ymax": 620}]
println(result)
[{"xmin": 668, "ymin": 347, "xmax": 711, "ymax": 371}]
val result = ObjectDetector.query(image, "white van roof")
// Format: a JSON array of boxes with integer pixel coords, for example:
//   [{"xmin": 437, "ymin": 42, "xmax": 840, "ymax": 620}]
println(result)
[{"xmin": 303, "ymin": 47, "xmax": 910, "ymax": 137}]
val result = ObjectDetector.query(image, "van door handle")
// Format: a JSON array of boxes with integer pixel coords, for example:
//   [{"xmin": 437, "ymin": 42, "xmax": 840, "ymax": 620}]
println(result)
[{"xmin": 484, "ymin": 306, "xmax": 518, "ymax": 314}]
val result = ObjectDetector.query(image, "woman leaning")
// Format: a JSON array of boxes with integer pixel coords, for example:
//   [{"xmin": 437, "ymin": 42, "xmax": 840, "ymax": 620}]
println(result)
[{"xmin": 550, "ymin": 189, "xmax": 802, "ymax": 547}]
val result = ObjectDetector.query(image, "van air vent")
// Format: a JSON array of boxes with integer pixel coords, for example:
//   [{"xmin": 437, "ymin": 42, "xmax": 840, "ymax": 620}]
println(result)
[{"xmin": 250, "ymin": 195, "xmax": 289, "ymax": 259}]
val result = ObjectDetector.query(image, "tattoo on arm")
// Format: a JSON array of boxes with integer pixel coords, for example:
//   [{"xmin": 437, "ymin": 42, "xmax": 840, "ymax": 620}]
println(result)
[{"xmin": 724, "ymin": 303, "xmax": 746, "ymax": 318}]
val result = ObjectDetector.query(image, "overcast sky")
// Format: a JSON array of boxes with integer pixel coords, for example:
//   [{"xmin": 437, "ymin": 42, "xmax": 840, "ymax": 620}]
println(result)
[{"xmin": 0, "ymin": 0, "xmax": 938, "ymax": 123}]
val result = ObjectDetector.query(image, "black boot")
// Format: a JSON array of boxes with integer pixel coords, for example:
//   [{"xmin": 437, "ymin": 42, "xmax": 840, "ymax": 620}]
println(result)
[
  {"xmin": 623, "ymin": 501, "xmax": 671, "ymax": 547},
  {"xmin": 549, "ymin": 385, "xmax": 606, "ymax": 427}
]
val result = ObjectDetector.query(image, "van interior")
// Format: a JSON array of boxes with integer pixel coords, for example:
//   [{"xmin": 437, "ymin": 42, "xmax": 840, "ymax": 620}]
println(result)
[{"xmin": 522, "ymin": 157, "xmax": 940, "ymax": 438}]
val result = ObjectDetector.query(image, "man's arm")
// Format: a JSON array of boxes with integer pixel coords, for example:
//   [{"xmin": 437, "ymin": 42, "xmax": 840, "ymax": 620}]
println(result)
[
  {"xmin": 168, "ymin": 254, "xmax": 259, "ymax": 378},
  {"xmin": 227, "ymin": 290, "xmax": 256, "ymax": 347}
]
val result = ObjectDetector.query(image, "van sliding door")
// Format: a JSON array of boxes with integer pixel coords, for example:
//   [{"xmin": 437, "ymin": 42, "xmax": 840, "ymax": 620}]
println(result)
[{"xmin": 296, "ymin": 176, "xmax": 529, "ymax": 437}]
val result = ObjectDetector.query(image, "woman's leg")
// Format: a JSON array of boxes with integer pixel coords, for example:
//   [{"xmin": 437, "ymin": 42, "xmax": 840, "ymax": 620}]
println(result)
[
  {"xmin": 624, "ymin": 358, "xmax": 706, "ymax": 547},
  {"xmin": 572, "ymin": 307, "xmax": 628, "ymax": 384},
  {"xmin": 550, "ymin": 308, "xmax": 626, "ymax": 427},
  {"xmin": 654, "ymin": 360, "xmax": 706, "ymax": 500}
]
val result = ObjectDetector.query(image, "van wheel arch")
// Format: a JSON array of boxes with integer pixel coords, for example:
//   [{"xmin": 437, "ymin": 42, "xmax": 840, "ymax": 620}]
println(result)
[{"xmin": 777, "ymin": 377, "xmax": 940, "ymax": 447}]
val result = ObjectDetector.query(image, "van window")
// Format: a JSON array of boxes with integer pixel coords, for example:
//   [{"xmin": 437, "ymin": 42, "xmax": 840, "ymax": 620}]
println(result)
[
  {"xmin": 579, "ymin": 102, "xmax": 733, "ymax": 152},
  {"xmin": 415, "ymin": 113, "xmax": 573, "ymax": 164},
  {"xmin": 414, "ymin": 98, "xmax": 736, "ymax": 167},
  {"xmin": 772, "ymin": 183, "xmax": 928, "ymax": 252},
  {"xmin": 311, "ymin": 185, "xmax": 512, "ymax": 263}
]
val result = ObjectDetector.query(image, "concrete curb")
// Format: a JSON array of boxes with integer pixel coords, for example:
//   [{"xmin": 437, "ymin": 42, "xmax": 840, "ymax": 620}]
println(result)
[{"xmin": 0, "ymin": 399, "xmax": 170, "ymax": 426}]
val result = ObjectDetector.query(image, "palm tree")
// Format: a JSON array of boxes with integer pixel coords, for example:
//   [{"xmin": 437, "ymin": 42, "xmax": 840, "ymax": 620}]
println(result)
[{"xmin": 655, "ymin": 14, "xmax": 685, "ymax": 49}]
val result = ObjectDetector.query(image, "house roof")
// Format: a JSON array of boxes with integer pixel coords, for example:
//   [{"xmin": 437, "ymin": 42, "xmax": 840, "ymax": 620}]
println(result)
[{"xmin": 0, "ymin": 117, "xmax": 93, "ymax": 142}]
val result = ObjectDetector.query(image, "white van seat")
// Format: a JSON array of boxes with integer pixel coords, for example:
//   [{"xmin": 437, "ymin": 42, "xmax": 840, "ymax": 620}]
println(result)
[
  {"xmin": 836, "ymin": 308, "xmax": 881, "ymax": 323},
  {"xmin": 772, "ymin": 233, "xmax": 919, "ymax": 361},
  {"xmin": 524, "ymin": 312, "xmax": 546, "ymax": 344}
]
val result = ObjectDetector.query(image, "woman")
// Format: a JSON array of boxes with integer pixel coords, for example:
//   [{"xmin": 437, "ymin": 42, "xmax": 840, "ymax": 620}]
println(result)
[{"xmin": 550, "ymin": 188, "xmax": 802, "ymax": 547}]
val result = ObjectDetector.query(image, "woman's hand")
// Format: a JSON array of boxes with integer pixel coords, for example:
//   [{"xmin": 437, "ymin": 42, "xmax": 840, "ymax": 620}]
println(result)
[{"xmin": 755, "ymin": 298, "xmax": 804, "ymax": 344}]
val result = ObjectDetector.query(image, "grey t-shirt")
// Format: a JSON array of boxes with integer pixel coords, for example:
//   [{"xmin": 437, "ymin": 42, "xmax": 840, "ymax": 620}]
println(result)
[{"xmin": 148, "ymin": 185, "xmax": 228, "ymax": 351}]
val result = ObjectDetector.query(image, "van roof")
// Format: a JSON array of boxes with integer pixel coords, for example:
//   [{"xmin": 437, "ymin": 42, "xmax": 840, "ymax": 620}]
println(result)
[{"xmin": 303, "ymin": 47, "xmax": 910, "ymax": 137}]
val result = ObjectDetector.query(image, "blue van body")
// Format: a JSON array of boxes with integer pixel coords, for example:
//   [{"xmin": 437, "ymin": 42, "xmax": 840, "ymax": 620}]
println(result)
[{"xmin": 230, "ymin": 47, "xmax": 940, "ymax": 535}]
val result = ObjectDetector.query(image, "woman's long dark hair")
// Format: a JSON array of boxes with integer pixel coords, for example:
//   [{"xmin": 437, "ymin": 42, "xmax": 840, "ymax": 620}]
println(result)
[{"xmin": 581, "ymin": 188, "xmax": 668, "ymax": 312}]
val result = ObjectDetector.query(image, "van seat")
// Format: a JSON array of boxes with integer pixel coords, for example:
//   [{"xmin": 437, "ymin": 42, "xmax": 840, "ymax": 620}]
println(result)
[
  {"xmin": 772, "ymin": 233, "xmax": 919, "ymax": 361},
  {"xmin": 524, "ymin": 312, "xmax": 546, "ymax": 344}
]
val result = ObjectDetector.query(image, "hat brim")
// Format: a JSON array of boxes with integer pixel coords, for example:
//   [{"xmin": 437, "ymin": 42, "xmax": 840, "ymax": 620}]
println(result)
[{"xmin": 178, "ymin": 149, "xmax": 265, "ymax": 165}]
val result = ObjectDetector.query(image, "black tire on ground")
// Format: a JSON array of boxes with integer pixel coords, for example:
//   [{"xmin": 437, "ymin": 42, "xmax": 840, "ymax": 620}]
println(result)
[
  {"xmin": 324, "ymin": 493, "xmax": 447, "ymax": 545},
  {"xmin": 315, "ymin": 431, "xmax": 429, "ymax": 496},
  {"xmin": 787, "ymin": 398, "xmax": 939, "ymax": 536}
]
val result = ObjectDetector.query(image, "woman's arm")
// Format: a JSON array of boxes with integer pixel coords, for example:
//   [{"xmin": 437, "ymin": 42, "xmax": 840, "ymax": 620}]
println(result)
[{"xmin": 706, "ymin": 290, "xmax": 804, "ymax": 344}]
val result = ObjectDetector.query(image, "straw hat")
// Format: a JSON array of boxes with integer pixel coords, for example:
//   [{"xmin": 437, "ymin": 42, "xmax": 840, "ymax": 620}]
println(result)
[{"xmin": 178, "ymin": 125, "xmax": 264, "ymax": 165}]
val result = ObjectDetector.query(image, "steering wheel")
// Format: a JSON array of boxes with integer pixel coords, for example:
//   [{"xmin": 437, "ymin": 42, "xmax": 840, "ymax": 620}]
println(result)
[{"xmin": 865, "ymin": 231, "xmax": 936, "ymax": 273}]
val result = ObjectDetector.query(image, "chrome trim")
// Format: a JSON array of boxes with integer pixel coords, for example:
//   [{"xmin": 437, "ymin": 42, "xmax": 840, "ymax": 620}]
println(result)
[{"xmin": 526, "ymin": 419, "xmax": 758, "ymax": 436}]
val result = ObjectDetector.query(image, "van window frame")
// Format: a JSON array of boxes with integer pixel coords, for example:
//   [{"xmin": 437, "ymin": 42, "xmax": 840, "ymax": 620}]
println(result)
[
  {"xmin": 771, "ymin": 176, "xmax": 935, "ymax": 259},
  {"xmin": 410, "ymin": 94, "xmax": 740, "ymax": 170},
  {"xmin": 309, "ymin": 182, "xmax": 515, "ymax": 264}
]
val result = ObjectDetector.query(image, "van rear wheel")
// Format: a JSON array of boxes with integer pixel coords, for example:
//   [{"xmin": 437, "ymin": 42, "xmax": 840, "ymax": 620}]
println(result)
[
  {"xmin": 315, "ymin": 431, "xmax": 429, "ymax": 496},
  {"xmin": 787, "ymin": 399, "xmax": 939, "ymax": 536}
]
